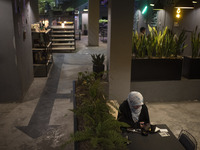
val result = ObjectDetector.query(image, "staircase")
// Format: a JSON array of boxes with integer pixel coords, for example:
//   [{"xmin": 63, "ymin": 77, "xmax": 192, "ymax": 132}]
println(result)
[{"xmin": 51, "ymin": 25, "xmax": 76, "ymax": 53}]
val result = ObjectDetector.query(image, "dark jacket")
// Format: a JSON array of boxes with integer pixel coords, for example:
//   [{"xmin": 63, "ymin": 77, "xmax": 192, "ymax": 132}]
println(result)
[{"xmin": 117, "ymin": 100, "xmax": 150, "ymax": 128}]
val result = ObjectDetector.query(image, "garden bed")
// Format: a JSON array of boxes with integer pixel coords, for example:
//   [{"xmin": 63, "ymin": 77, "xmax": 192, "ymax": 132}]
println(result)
[
  {"xmin": 182, "ymin": 56, "xmax": 200, "ymax": 79},
  {"xmin": 131, "ymin": 58, "xmax": 183, "ymax": 81},
  {"xmin": 72, "ymin": 72, "xmax": 128, "ymax": 150}
]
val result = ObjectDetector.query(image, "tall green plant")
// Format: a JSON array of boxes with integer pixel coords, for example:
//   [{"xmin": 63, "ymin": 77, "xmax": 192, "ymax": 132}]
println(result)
[
  {"xmin": 66, "ymin": 71, "xmax": 130, "ymax": 150},
  {"xmin": 132, "ymin": 25, "xmax": 187, "ymax": 58},
  {"xmin": 174, "ymin": 30, "xmax": 187, "ymax": 57},
  {"xmin": 146, "ymin": 25, "xmax": 157, "ymax": 58},
  {"xmin": 132, "ymin": 31, "xmax": 146, "ymax": 58},
  {"xmin": 155, "ymin": 26, "xmax": 168, "ymax": 57},
  {"xmin": 162, "ymin": 29, "xmax": 176, "ymax": 57},
  {"xmin": 191, "ymin": 26, "xmax": 200, "ymax": 58},
  {"xmin": 91, "ymin": 54, "xmax": 105, "ymax": 66}
]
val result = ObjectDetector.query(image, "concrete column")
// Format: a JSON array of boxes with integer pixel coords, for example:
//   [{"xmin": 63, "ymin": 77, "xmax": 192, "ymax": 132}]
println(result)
[
  {"xmin": 107, "ymin": 0, "xmax": 134, "ymax": 103},
  {"xmin": 30, "ymin": 0, "xmax": 39, "ymax": 23},
  {"xmin": 88, "ymin": 0, "xmax": 99, "ymax": 46}
]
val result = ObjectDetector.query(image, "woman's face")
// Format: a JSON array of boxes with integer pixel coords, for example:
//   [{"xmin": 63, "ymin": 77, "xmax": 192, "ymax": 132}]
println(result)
[{"xmin": 132, "ymin": 105, "xmax": 141, "ymax": 109}]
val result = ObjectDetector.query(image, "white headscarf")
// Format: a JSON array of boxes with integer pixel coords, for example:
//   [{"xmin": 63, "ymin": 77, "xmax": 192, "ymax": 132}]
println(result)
[{"xmin": 127, "ymin": 91, "xmax": 144, "ymax": 123}]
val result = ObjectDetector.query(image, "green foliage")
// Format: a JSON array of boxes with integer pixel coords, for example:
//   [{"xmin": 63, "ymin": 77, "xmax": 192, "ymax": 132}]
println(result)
[
  {"xmin": 99, "ymin": 19, "xmax": 108, "ymax": 23},
  {"xmin": 146, "ymin": 26, "xmax": 157, "ymax": 58},
  {"xmin": 67, "ymin": 71, "xmax": 129, "ymax": 150},
  {"xmin": 132, "ymin": 25, "xmax": 187, "ymax": 58},
  {"xmin": 191, "ymin": 26, "xmax": 200, "ymax": 58},
  {"xmin": 66, "ymin": 7, "xmax": 74, "ymax": 12},
  {"xmin": 39, "ymin": 0, "xmax": 55, "ymax": 14},
  {"xmin": 132, "ymin": 31, "xmax": 146, "ymax": 58},
  {"xmin": 175, "ymin": 30, "xmax": 187, "ymax": 57},
  {"xmin": 91, "ymin": 54, "xmax": 105, "ymax": 66}
]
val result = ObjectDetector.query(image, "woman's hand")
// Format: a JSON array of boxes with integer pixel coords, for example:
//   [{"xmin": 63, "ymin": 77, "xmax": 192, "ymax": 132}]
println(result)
[{"xmin": 140, "ymin": 122, "xmax": 145, "ymax": 128}]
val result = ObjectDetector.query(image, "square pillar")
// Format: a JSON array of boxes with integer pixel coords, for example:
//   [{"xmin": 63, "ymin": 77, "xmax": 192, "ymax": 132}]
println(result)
[
  {"xmin": 107, "ymin": 0, "xmax": 134, "ymax": 103},
  {"xmin": 88, "ymin": 0, "xmax": 99, "ymax": 46}
]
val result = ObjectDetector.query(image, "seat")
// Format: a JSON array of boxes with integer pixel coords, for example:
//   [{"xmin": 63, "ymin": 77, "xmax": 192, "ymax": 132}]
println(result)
[
  {"xmin": 178, "ymin": 130, "xmax": 197, "ymax": 150},
  {"xmin": 106, "ymin": 100, "xmax": 119, "ymax": 120}
]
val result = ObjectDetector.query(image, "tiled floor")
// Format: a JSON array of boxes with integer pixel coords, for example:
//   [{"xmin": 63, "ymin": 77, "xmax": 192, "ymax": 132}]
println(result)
[{"xmin": 0, "ymin": 36, "xmax": 199, "ymax": 150}]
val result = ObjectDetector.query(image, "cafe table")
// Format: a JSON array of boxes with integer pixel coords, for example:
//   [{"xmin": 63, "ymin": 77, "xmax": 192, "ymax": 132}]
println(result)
[{"xmin": 124, "ymin": 124, "xmax": 185, "ymax": 150}]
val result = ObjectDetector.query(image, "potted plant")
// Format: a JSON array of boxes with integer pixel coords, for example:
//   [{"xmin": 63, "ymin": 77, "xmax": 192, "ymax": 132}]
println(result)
[
  {"xmin": 131, "ymin": 25, "xmax": 187, "ymax": 81},
  {"xmin": 91, "ymin": 54, "xmax": 105, "ymax": 77},
  {"xmin": 182, "ymin": 26, "xmax": 200, "ymax": 79},
  {"xmin": 64, "ymin": 71, "xmax": 129, "ymax": 150}
]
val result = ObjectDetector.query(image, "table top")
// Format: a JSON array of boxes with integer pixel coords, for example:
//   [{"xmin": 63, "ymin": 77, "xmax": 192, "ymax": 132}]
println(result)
[{"xmin": 125, "ymin": 124, "xmax": 185, "ymax": 150}]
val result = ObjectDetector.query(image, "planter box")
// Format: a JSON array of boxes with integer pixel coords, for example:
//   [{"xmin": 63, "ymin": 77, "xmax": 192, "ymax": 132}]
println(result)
[
  {"xmin": 182, "ymin": 56, "xmax": 200, "ymax": 79},
  {"xmin": 131, "ymin": 58, "xmax": 183, "ymax": 81}
]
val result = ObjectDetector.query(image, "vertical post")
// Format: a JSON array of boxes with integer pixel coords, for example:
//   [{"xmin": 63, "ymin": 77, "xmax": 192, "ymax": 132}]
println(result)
[
  {"xmin": 107, "ymin": 0, "xmax": 134, "ymax": 103},
  {"xmin": 30, "ymin": 0, "xmax": 39, "ymax": 23},
  {"xmin": 88, "ymin": 0, "xmax": 99, "ymax": 46}
]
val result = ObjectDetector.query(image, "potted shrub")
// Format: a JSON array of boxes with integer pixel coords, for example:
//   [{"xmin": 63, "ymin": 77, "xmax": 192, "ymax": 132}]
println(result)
[
  {"xmin": 182, "ymin": 26, "xmax": 200, "ymax": 79},
  {"xmin": 131, "ymin": 25, "xmax": 187, "ymax": 81},
  {"xmin": 65, "ymin": 71, "xmax": 129, "ymax": 150},
  {"xmin": 91, "ymin": 54, "xmax": 105, "ymax": 77}
]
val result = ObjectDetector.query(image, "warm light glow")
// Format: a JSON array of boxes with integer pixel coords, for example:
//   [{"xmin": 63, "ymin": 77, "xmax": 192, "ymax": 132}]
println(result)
[
  {"xmin": 83, "ymin": 9, "xmax": 88, "ymax": 12},
  {"xmin": 177, "ymin": 8, "xmax": 181, "ymax": 13},
  {"xmin": 176, "ymin": 8, "xmax": 181, "ymax": 19},
  {"xmin": 150, "ymin": 3, "xmax": 154, "ymax": 7},
  {"xmin": 64, "ymin": 21, "xmax": 67, "ymax": 23},
  {"xmin": 61, "ymin": 23, "xmax": 65, "ymax": 28},
  {"xmin": 192, "ymin": 1, "xmax": 197, "ymax": 4},
  {"xmin": 176, "ymin": 14, "xmax": 181, "ymax": 18},
  {"xmin": 142, "ymin": 6, "xmax": 148, "ymax": 14}
]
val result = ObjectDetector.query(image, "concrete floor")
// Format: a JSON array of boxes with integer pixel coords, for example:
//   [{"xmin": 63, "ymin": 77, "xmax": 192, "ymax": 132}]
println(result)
[{"xmin": 0, "ymin": 36, "xmax": 199, "ymax": 150}]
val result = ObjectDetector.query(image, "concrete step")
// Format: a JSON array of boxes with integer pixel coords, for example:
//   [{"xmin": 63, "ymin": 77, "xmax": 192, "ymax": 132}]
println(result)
[
  {"xmin": 51, "ymin": 35, "xmax": 74, "ymax": 37},
  {"xmin": 52, "ymin": 31, "xmax": 74, "ymax": 33},
  {"xmin": 51, "ymin": 26, "xmax": 74, "ymax": 29},
  {"xmin": 52, "ymin": 39, "xmax": 74, "ymax": 42},
  {"xmin": 52, "ymin": 43, "xmax": 75, "ymax": 46},
  {"xmin": 52, "ymin": 47, "xmax": 75, "ymax": 53}
]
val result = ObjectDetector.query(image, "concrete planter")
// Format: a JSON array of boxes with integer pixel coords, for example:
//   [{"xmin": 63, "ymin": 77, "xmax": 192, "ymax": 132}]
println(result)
[
  {"xmin": 131, "ymin": 58, "xmax": 183, "ymax": 81},
  {"xmin": 93, "ymin": 64, "xmax": 105, "ymax": 74},
  {"xmin": 182, "ymin": 56, "xmax": 200, "ymax": 79}
]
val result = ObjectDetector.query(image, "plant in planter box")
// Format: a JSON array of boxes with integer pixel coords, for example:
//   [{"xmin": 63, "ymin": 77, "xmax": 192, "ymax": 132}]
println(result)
[
  {"xmin": 91, "ymin": 54, "xmax": 105, "ymax": 77},
  {"xmin": 182, "ymin": 26, "xmax": 200, "ymax": 79},
  {"xmin": 132, "ymin": 31, "xmax": 147, "ymax": 58},
  {"xmin": 191, "ymin": 26, "xmax": 200, "ymax": 58},
  {"xmin": 65, "ymin": 71, "xmax": 130, "ymax": 150},
  {"xmin": 174, "ymin": 30, "xmax": 187, "ymax": 57},
  {"xmin": 131, "ymin": 25, "xmax": 186, "ymax": 81}
]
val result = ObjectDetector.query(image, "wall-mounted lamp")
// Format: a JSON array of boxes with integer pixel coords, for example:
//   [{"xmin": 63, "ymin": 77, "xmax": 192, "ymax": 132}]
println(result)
[
  {"xmin": 83, "ymin": 9, "xmax": 88, "ymax": 12},
  {"xmin": 176, "ymin": 8, "xmax": 181, "ymax": 19},
  {"xmin": 174, "ymin": 1, "xmax": 194, "ymax": 9}
]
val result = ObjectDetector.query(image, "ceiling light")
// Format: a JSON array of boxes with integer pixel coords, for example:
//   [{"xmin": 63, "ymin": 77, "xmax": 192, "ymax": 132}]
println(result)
[
  {"xmin": 192, "ymin": 1, "xmax": 197, "ymax": 4},
  {"xmin": 150, "ymin": 3, "xmax": 155, "ymax": 7},
  {"xmin": 174, "ymin": 1, "xmax": 194, "ymax": 9},
  {"xmin": 142, "ymin": 6, "xmax": 148, "ymax": 14}
]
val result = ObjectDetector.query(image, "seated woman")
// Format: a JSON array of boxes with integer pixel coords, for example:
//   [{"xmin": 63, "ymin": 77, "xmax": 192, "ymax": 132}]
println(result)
[{"xmin": 118, "ymin": 91, "xmax": 150, "ymax": 129}]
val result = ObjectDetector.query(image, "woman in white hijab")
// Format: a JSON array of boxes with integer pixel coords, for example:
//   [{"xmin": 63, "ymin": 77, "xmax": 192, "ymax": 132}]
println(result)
[{"xmin": 118, "ymin": 91, "xmax": 150, "ymax": 129}]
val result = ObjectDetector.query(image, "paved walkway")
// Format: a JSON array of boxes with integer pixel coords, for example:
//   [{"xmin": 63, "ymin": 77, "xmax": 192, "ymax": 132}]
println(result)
[
  {"xmin": 0, "ymin": 36, "xmax": 199, "ymax": 150},
  {"xmin": 0, "ymin": 36, "xmax": 106, "ymax": 150}
]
